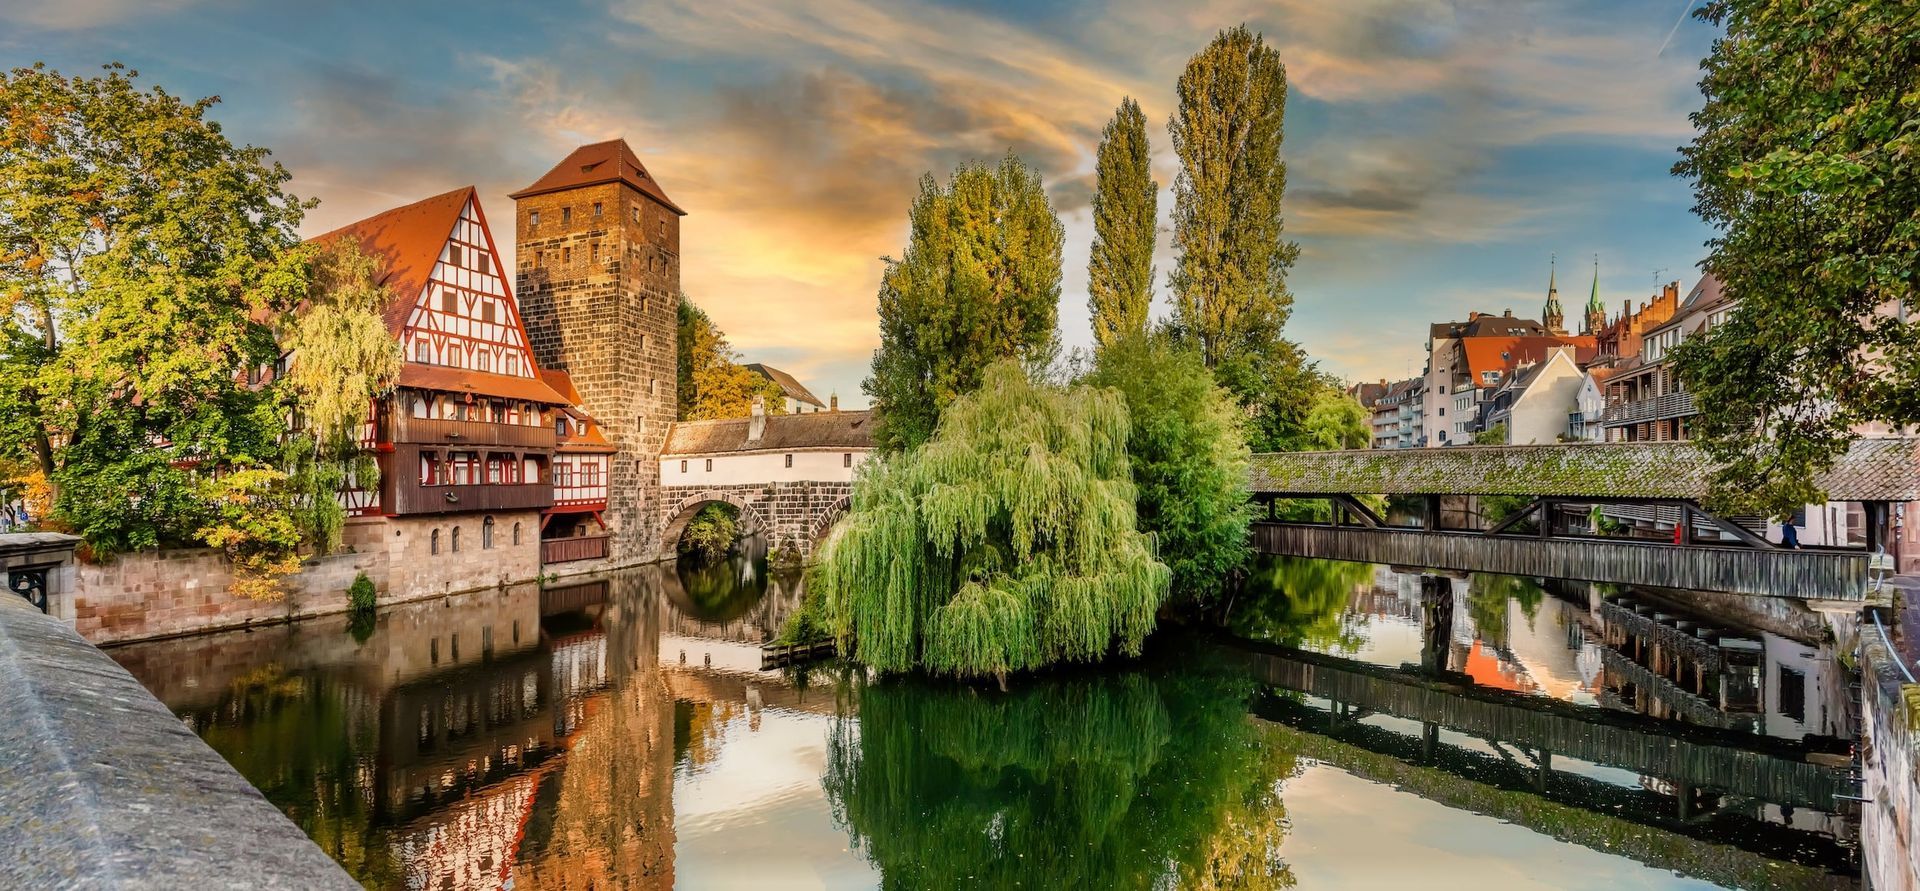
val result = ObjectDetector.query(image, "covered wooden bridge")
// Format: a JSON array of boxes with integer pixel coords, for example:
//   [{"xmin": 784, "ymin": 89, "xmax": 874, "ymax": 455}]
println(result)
[{"xmin": 1247, "ymin": 438, "xmax": 1920, "ymax": 600}]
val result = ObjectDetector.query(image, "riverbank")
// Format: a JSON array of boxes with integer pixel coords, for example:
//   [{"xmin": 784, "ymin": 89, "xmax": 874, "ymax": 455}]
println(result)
[{"xmin": 1860, "ymin": 606, "xmax": 1920, "ymax": 891}]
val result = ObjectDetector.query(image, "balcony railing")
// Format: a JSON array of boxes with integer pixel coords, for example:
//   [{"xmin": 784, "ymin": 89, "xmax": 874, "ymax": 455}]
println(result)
[
  {"xmin": 390, "ymin": 415, "xmax": 557, "ymax": 450},
  {"xmin": 543, "ymin": 535, "xmax": 609, "ymax": 564},
  {"xmin": 1600, "ymin": 391, "xmax": 1697, "ymax": 426},
  {"xmin": 391, "ymin": 482, "xmax": 554, "ymax": 515}
]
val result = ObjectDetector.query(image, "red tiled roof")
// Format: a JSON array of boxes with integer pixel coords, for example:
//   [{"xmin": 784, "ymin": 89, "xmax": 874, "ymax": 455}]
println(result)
[
  {"xmin": 308, "ymin": 186, "xmax": 474, "ymax": 337},
  {"xmin": 1460, "ymin": 336, "xmax": 1596, "ymax": 379},
  {"xmin": 398, "ymin": 362, "xmax": 569, "ymax": 406},
  {"xmin": 508, "ymin": 139, "xmax": 686, "ymax": 215}
]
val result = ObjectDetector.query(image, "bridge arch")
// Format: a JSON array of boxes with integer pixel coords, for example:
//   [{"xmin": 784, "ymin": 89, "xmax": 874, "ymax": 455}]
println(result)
[
  {"xmin": 659, "ymin": 490, "xmax": 771, "ymax": 558},
  {"xmin": 807, "ymin": 495, "xmax": 852, "ymax": 552}
]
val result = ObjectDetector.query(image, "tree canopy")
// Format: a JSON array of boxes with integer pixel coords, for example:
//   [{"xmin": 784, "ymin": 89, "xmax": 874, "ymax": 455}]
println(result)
[
  {"xmin": 864, "ymin": 153, "xmax": 1064, "ymax": 452},
  {"xmin": 1088, "ymin": 97, "xmax": 1157, "ymax": 349},
  {"xmin": 1083, "ymin": 334, "xmax": 1251, "ymax": 601},
  {"xmin": 676, "ymin": 296, "xmax": 786, "ymax": 420},
  {"xmin": 0, "ymin": 62, "xmax": 308, "ymax": 553},
  {"xmin": 817, "ymin": 361, "xmax": 1169, "ymax": 679},
  {"xmin": 1672, "ymin": 0, "xmax": 1920, "ymax": 517}
]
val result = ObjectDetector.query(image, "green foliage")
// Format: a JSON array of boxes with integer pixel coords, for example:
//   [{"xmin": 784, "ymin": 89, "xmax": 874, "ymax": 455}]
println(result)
[
  {"xmin": 0, "ymin": 62, "xmax": 308, "ymax": 553},
  {"xmin": 1228, "ymin": 555, "xmax": 1372, "ymax": 654},
  {"xmin": 346, "ymin": 571, "xmax": 376, "ymax": 613},
  {"xmin": 284, "ymin": 239, "xmax": 400, "ymax": 553},
  {"xmin": 196, "ymin": 467, "xmax": 304, "ymax": 600},
  {"xmin": 1167, "ymin": 25, "xmax": 1298, "ymax": 370},
  {"xmin": 1672, "ymin": 0, "xmax": 1920, "ymax": 518},
  {"xmin": 865, "ymin": 153, "xmax": 1064, "ymax": 452},
  {"xmin": 819, "ymin": 362, "xmax": 1169, "ymax": 678},
  {"xmin": 1083, "ymin": 334, "xmax": 1251, "ymax": 601},
  {"xmin": 1478, "ymin": 494, "xmax": 1536, "ymax": 533},
  {"xmin": 1302, "ymin": 387, "xmax": 1371, "ymax": 450},
  {"xmin": 1473, "ymin": 423, "xmax": 1508, "ymax": 446},
  {"xmin": 1088, "ymin": 97, "xmax": 1157, "ymax": 349},
  {"xmin": 1464, "ymin": 572, "xmax": 1544, "ymax": 649},
  {"xmin": 825, "ymin": 664, "xmax": 1298, "ymax": 888},
  {"xmin": 676, "ymin": 297, "xmax": 787, "ymax": 420},
  {"xmin": 677, "ymin": 502, "xmax": 739, "ymax": 562}
]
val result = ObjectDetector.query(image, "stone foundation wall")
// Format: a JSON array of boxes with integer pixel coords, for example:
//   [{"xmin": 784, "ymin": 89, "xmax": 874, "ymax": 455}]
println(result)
[
  {"xmin": 71, "ymin": 511, "xmax": 544, "ymax": 647},
  {"xmin": 1862, "ymin": 627, "xmax": 1920, "ymax": 891}
]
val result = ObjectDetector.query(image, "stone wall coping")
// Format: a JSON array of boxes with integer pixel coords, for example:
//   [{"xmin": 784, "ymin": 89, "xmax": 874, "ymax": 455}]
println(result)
[{"xmin": 0, "ymin": 594, "xmax": 354, "ymax": 888}]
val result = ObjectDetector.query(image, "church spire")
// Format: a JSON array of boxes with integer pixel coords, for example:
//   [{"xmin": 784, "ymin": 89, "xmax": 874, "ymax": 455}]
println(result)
[
  {"xmin": 1541, "ymin": 253, "xmax": 1566, "ymax": 335},
  {"xmin": 1583, "ymin": 254, "xmax": 1606, "ymax": 334}
]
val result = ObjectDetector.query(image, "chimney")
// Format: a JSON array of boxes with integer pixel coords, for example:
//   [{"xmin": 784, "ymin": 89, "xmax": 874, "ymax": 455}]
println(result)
[
  {"xmin": 830, "ymin": 392, "xmax": 839, "ymax": 412},
  {"xmin": 1504, "ymin": 308, "xmax": 1513, "ymax": 317},
  {"xmin": 748, "ymin": 394, "xmax": 766, "ymax": 442}
]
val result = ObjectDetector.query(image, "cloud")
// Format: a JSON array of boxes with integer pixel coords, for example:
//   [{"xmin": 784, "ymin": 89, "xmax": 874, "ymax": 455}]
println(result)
[{"xmin": 0, "ymin": 0, "xmax": 203, "ymax": 30}]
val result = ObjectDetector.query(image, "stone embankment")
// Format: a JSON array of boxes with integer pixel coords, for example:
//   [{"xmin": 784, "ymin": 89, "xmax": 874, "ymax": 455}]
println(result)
[
  {"xmin": 1862, "ymin": 605, "xmax": 1920, "ymax": 891},
  {"xmin": 0, "ymin": 593, "xmax": 354, "ymax": 888}
]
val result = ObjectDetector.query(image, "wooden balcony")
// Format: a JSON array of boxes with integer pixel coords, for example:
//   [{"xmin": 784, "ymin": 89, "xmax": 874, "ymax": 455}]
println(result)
[
  {"xmin": 390, "ymin": 415, "xmax": 556, "ymax": 450},
  {"xmin": 390, "ymin": 482, "xmax": 553, "ymax": 516},
  {"xmin": 1600, "ymin": 391, "xmax": 1696, "ymax": 426},
  {"xmin": 543, "ymin": 535, "xmax": 609, "ymax": 564}
]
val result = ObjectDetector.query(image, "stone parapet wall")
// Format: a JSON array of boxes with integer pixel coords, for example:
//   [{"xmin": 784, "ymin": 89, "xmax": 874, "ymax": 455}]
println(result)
[
  {"xmin": 0, "ymin": 594, "xmax": 355, "ymax": 888},
  {"xmin": 1862, "ymin": 626, "xmax": 1920, "ymax": 891}
]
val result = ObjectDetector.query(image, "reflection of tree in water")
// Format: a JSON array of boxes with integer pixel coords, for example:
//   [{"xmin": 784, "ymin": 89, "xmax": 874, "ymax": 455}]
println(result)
[
  {"xmin": 1464, "ymin": 573, "xmax": 1544, "ymax": 650},
  {"xmin": 192, "ymin": 665, "xmax": 401, "ymax": 888},
  {"xmin": 826, "ymin": 666, "xmax": 1298, "ymax": 889},
  {"xmin": 673, "ymin": 553, "xmax": 772, "ymax": 622},
  {"xmin": 1229, "ymin": 555, "xmax": 1373, "ymax": 654}
]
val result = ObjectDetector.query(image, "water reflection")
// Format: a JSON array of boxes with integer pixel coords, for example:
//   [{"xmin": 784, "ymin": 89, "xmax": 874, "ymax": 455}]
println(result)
[{"xmin": 104, "ymin": 553, "xmax": 1861, "ymax": 890}]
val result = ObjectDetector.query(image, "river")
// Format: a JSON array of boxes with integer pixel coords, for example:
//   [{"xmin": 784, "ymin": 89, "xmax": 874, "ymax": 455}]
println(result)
[{"xmin": 108, "ymin": 554, "xmax": 1860, "ymax": 889}]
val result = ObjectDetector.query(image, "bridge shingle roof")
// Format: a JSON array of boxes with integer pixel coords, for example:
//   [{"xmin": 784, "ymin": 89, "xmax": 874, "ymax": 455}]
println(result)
[
  {"xmin": 663, "ymin": 410, "xmax": 874, "ymax": 456},
  {"xmin": 1249, "ymin": 437, "xmax": 1920, "ymax": 501}
]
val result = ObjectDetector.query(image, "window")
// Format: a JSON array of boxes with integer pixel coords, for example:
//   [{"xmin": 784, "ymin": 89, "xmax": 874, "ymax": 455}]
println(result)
[
  {"xmin": 442, "ymin": 290, "xmax": 457, "ymax": 313},
  {"xmin": 535, "ymin": 250, "xmax": 545, "ymax": 267},
  {"xmin": 483, "ymin": 516, "xmax": 495, "ymax": 550},
  {"xmin": 523, "ymin": 457, "xmax": 538, "ymax": 482},
  {"xmin": 658, "ymin": 219, "xmax": 666, "ymax": 235},
  {"xmin": 705, "ymin": 458, "xmax": 713, "ymax": 472},
  {"xmin": 555, "ymin": 417, "xmax": 569, "ymax": 436},
  {"xmin": 430, "ymin": 529, "xmax": 440, "ymax": 555},
  {"xmin": 1438, "ymin": 407, "xmax": 1446, "ymax": 417},
  {"xmin": 1778, "ymin": 666, "xmax": 1806, "ymax": 723},
  {"xmin": 785, "ymin": 454, "xmax": 793, "ymax": 468},
  {"xmin": 512, "ymin": 522, "xmax": 522, "ymax": 546},
  {"xmin": 482, "ymin": 301, "xmax": 496, "ymax": 324},
  {"xmin": 419, "ymin": 454, "xmax": 437, "ymax": 485},
  {"xmin": 476, "ymin": 252, "xmax": 490, "ymax": 275},
  {"xmin": 529, "ymin": 211, "xmax": 541, "ymax": 227},
  {"xmin": 562, "ymin": 207, "xmax": 572, "ymax": 224},
  {"xmin": 591, "ymin": 241, "xmax": 600, "ymax": 263},
  {"xmin": 449, "ymin": 245, "xmax": 463, "ymax": 267},
  {"xmin": 593, "ymin": 201, "xmax": 603, "ymax": 216},
  {"xmin": 411, "ymin": 395, "xmax": 429, "ymax": 418},
  {"xmin": 562, "ymin": 247, "xmax": 571, "ymax": 264},
  {"xmin": 844, "ymin": 453, "xmax": 853, "ymax": 468},
  {"xmin": 649, "ymin": 379, "xmax": 658, "ymax": 397},
  {"xmin": 680, "ymin": 459, "xmax": 688, "ymax": 473},
  {"xmin": 451, "ymin": 526, "xmax": 461, "ymax": 553},
  {"xmin": 631, "ymin": 206, "xmax": 641, "ymax": 223}
]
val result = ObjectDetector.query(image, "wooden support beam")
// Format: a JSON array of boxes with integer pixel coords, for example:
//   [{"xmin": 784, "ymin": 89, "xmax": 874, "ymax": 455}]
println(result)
[
  {"xmin": 1483, "ymin": 497, "xmax": 1545, "ymax": 537},
  {"xmin": 1424, "ymin": 495, "xmax": 1442, "ymax": 532},
  {"xmin": 1685, "ymin": 503, "xmax": 1775, "ymax": 550},
  {"xmin": 1330, "ymin": 494, "xmax": 1383, "ymax": 528}
]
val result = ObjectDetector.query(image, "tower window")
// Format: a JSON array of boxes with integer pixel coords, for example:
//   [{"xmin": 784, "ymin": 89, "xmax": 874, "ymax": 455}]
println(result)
[
  {"xmin": 680, "ymin": 460, "xmax": 688, "ymax": 473},
  {"xmin": 562, "ymin": 207, "xmax": 572, "ymax": 224},
  {"xmin": 593, "ymin": 201, "xmax": 603, "ymax": 216},
  {"xmin": 529, "ymin": 211, "xmax": 540, "ymax": 227},
  {"xmin": 591, "ymin": 241, "xmax": 600, "ymax": 262},
  {"xmin": 631, "ymin": 206, "xmax": 641, "ymax": 224},
  {"xmin": 562, "ymin": 247, "xmax": 571, "ymax": 264},
  {"xmin": 658, "ymin": 219, "xmax": 665, "ymax": 234},
  {"xmin": 705, "ymin": 458, "xmax": 713, "ymax": 472},
  {"xmin": 535, "ymin": 250, "xmax": 545, "ymax": 267}
]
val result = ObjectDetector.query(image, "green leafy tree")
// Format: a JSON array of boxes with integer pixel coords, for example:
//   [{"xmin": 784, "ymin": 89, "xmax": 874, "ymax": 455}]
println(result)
[
  {"xmin": 817, "ymin": 361, "xmax": 1168, "ymax": 679},
  {"xmin": 1672, "ymin": 0, "xmax": 1920, "ymax": 518},
  {"xmin": 1088, "ymin": 97, "xmax": 1157, "ymax": 349},
  {"xmin": 283, "ymin": 239, "xmax": 400, "ymax": 553},
  {"xmin": 865, "ymin": 153, "xmax": 1065, "ymax": 452},
  {"xmin": 1302, "ymin": 386, "xmax": 1371, "ymax": 450},
  {"xmin": 676, "ymin": 297, "xmax": 785, "ymax": 420},
  {"xmin": 1167, "ymin": 26, "xmax": 1298, "ymax": 368},
  {"xmin": 0, "ymin": 62, "xmax": 307, "ymax": 553},
  {"xmin": 1083, "ymin": 334, "xmax": 1251, "ymax": 601},
  {"xmin": 1472, "ymin": 422, "xmax": 1508, "ymax": 446},
  {"xmin": 196, "ymin": 466, "xmax": 304, "ymax": 600},
  {"xmin": 677, "ymin": 501, "xmax": 739, "ymax": 562}
]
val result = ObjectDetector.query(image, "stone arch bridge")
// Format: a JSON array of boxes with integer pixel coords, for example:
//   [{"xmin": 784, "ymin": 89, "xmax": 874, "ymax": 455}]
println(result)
[{"xmin": 656, "ymin": 483, "xmax": 851, "ymax": 561}]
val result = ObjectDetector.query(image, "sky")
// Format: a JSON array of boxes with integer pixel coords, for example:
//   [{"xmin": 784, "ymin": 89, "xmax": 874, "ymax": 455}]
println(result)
[{"xmin": 1, "ymin": 0, "xmax": 1722, "ymax": 406}]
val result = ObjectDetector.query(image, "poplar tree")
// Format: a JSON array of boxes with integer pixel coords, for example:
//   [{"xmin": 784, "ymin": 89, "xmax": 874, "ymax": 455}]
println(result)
[
  {"xmin": 1167, "ymin": 25, "xmax": 1297, "ymax": 370},
  {"xmin": 864, "ymin": 153, "xmax": 1064, "ymax": 452},
  {"xmin": 1088, "ymin": 97, "xmax": 1156, "ymax": 349}
]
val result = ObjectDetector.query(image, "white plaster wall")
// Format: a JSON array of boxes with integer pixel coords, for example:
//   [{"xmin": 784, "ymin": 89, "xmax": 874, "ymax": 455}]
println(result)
[
  {"xmin": 661, "ymin": 448, "xmax": 871, "ymax": 487},
  {"xmin": 1509, "ymin": 355, "xmax": 1583, "ymax": 444}
]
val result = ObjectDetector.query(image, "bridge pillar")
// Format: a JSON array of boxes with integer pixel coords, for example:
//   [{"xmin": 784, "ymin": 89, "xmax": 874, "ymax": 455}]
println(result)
[{"xmin": 1420, "ymin": 575, "xmax": 1453, "ymax": 675}]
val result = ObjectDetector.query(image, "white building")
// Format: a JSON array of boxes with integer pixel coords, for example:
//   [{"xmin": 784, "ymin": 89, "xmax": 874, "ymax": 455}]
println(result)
[
  {"xmin": 659, "ymin": 399, "xmax": 873, "ymax": 487},
  {"xmin": 744, "ymin": 363, "xmax": 830, "ymax": 414},
  {"xmin": 1484, "ymin": 346, "xmax": 1585, "ymax": 444}
]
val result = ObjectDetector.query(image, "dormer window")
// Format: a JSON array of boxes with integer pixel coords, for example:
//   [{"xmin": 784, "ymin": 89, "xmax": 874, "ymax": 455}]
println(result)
[{"xmin": 555, "ymin": 417, "xmax": 569, "ymax": 437}]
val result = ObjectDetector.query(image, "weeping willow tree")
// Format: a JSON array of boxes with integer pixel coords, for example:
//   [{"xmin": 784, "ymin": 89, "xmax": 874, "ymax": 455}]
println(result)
[
  {"xmin": 1228, "ymin": 555, "xmax": 1373, "ymax": 654},
  {"xmin": 825, "ymin": 664, "xmax": 1299, "ymax": 888},
  {"xmin": 281, "ymin": 239, "xmax": 401, "ymax": 552},
  {"xmin": 815, "ymin": 361, "xmax": 1170, "ymax": 679}
]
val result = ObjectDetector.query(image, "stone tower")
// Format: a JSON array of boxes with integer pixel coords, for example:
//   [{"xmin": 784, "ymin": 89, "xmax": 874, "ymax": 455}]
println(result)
[
  {"xmin": 512, "ymin": 140, "xmax": 684, "ymax": 564},
  {"xmin": 1583, "ymin": 256, "xmax": 1606, "ymax": 335}
]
